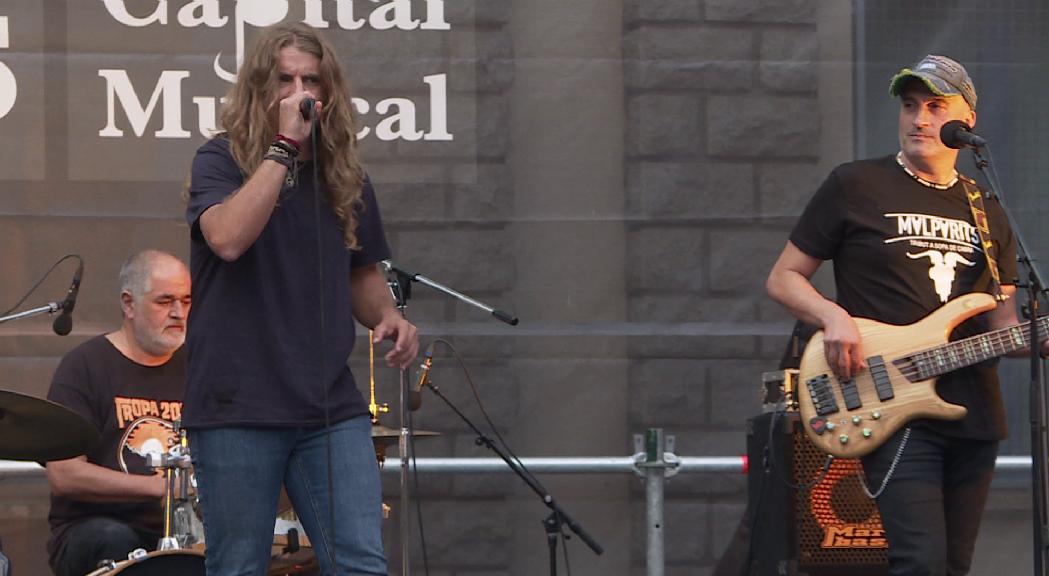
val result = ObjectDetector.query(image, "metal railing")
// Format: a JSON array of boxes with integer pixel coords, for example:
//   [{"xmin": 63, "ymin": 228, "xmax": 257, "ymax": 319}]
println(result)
[
  {"xmin": 0, "ymin": 430, "xmax": 1035, "ymax": 576},
  {"xmin": 0, "ymin": 454, "xmax": 1035, "ymax": 477}
]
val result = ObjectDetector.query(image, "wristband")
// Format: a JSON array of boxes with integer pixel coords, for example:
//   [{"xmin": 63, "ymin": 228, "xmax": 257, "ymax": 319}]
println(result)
[
  {"xmin": 276, "ymin": 134, "xmax": 301, "ymax": 151},
  {"xmin": 264, "ymin": 145, "xmax": 295, "ymax": 169}
]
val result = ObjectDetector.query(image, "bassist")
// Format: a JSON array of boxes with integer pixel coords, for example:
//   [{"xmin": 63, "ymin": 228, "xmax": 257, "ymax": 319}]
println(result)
[{"xmin": 767, "ymin": 55, "xmax": 1043, "ymax": 576}]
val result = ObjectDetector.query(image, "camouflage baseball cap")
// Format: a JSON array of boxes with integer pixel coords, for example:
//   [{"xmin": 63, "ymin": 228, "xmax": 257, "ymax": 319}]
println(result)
[{"xmin": 889, "ymin": 54, "xmax": 977, "ymax": 110}]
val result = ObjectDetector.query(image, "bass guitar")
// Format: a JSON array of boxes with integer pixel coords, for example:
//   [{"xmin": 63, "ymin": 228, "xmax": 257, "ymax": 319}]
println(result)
[{"xmin": 798, "ymin": 292, "xmax": 1044, "ymax": 458}]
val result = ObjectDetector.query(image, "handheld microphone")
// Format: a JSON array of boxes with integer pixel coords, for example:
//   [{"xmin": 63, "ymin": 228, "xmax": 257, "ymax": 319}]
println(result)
[
  {"xmin": 52, "ymin": 262, "xmax": 84, "ymax": 336},
  {"xmin": 299, "ymin": 97, "xmax": 315, "ymax": 121},
  {"xmin": 940, "ymin": 120, "xmax": 986, "ymax": 149}
]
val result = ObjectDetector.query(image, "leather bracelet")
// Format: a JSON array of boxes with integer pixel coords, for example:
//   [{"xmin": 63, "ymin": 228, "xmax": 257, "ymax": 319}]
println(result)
[
  {"xmin": 264, "ymin": 146, "xmax": 294, "ymax": 169},
  {"xmin": 264, "ymin": 154, "xmax": 294, "ymax": 169}
]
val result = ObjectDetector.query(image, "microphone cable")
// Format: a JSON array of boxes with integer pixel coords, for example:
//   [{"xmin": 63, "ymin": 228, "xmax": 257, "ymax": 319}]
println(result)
[
  {"xmin": 422, "ymin": 338, "xmax": 578, "ymax": 574},
  {"xmin": 408, "ymin": 342, "xmax": 434, "ymax": 576},
  {"xmin": 1, "ymin": 254, "xmax": 82, "ymax": 316},
  {"xmin": 406, "ymin": 379, "xmax": 432, "ymax": 576},
  {"xmin": 765, "ymin": 406, "xmax": 834, "ymax": 492},
  {"xmin": 304, "ymin": 102, "xmax": 339, "ymax": 571}
]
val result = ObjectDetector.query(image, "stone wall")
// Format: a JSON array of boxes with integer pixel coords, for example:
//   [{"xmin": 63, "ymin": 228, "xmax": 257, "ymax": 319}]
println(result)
[
  {"xmin": 3, "ymin": 2, "xmax": 1036, "ymax": 576},
  {"xmin": 622, "ymin": 0, "xmax": 834, "ymax": 572}
]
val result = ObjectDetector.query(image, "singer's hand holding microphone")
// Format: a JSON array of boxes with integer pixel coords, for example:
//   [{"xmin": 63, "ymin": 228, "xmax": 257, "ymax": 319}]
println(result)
[{"xmin": 278, "ymin": 93, "xmax": 320, "ymax": 143}]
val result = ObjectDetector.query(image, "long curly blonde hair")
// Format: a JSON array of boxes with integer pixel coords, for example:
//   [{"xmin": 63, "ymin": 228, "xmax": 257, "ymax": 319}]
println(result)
[{"xmin": 219, "ymin": 22, "xmax": 365, "ymax": 249}]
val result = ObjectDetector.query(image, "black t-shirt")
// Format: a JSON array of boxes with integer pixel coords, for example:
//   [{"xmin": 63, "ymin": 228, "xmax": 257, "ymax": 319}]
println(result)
[
  {"xmin": 184, "ymin": 136, "xmax": 390, "ymax": 428},
  {"xmin": 46, "ymin": 335, "xmax": 186, "ymax": 556},
  {"xmin": 790, "ymin": 155, "xmax": 1018, "ymax": 440}
]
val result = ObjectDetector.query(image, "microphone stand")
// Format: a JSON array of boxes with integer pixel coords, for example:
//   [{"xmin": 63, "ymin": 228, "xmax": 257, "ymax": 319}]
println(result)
[
  {"xmin": 421, "ymin": 377, "xmax": 603, "ymax": 575},
  {"xmin": 0, "ymin": 254, "xmax": 82, "ymax": 333},
  {"xmin": 0, "ymin": 300, "xmax": 64, "ymax": 325},
  {"xmin": 381, "ymin": 259, "xmax": 518, "ymax": 575},
  {"xmin": 385, "ymin": 272, "xmax": 414, "ymax": 576},
  {"xmin": 970, "ymin": 144, "xmax": 1049, "ymax": 576},
  {"xmin": 382, "ymin": 260, "xmax": 519, "ymax": 327}
]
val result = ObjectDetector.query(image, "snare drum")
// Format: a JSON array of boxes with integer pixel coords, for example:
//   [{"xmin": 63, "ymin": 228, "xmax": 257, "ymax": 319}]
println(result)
[{"xmin": 84, "ymin": 549, "xmax": 205, "ymax": 575}]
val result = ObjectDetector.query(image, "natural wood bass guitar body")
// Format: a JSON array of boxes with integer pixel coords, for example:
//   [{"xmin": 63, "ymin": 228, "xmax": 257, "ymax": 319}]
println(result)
[{"xmin": 798, "ymin": 293, "xmax": 1042, "ymax": 458}]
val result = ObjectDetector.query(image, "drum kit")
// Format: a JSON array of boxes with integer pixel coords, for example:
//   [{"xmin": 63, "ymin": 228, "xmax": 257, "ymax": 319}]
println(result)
[
  {"xmin": 73, "ymin": 422, "xmax": 440, "ymax": 575},
  {"xmin": 0, "ymin": 382, "xmax": 439, "ymax": 574},
  {"xmin": 0, "ymin": 389, "xmax": 205, "ymax": 576},
  {"xmin": 0, "ymin": 329, "xmax": 441, "ymax": 575}
]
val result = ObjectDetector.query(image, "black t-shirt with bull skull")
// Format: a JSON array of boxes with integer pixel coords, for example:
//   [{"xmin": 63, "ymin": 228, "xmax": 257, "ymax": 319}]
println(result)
[{"xmin": 790, "ymin": 154, "xmax": 1017, "ymax": 440}]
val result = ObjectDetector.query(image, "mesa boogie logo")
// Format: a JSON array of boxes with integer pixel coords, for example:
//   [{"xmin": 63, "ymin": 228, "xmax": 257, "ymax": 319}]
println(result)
[
  {"xmin": 820, "ymin": 525, "xmax": 887, "ymax": 549},
  {"xmin": 808, "ymin": 459, "xmax": 889, "ymax": 550},
  {"xmin": 97, "ymin": 0, "xmax": 454, "ymax": 142}
]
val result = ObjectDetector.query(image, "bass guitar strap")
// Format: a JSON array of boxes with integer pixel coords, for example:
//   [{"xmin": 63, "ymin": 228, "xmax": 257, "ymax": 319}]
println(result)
[{"xmin": 961, "ymin": 176, "xmax": 1007, "ymax": 301}]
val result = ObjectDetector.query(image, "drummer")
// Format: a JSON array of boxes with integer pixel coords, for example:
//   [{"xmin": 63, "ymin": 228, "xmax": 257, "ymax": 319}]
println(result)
[{"xmin": 44, "ymin": 250, "xmax": 191, "ymax": 576}]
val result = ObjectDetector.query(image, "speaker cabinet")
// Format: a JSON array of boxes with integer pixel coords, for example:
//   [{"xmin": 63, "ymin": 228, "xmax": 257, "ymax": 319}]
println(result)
[{"xmin": 746, "ymin": 412, "xmax": 889, "ymax": 576}]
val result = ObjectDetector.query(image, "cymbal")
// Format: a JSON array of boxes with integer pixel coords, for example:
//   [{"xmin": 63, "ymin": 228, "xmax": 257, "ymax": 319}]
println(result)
[
  {"xmin": 371, "ymin": 423, "xmax": 440, "ymax": 448},
  {"xmin": 0, "ymin": 389, "xmax": 100, "ymax": 461}
]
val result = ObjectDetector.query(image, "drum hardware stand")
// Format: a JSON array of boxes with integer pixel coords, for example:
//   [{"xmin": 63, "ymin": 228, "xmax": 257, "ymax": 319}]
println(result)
[
  {"xmin": 368, "ymin": 331, "xmax": 391, "ymax": 427},
  {"xmin": 382, "ymin": 259, "xmax": 518, "ymax": 576},
  {"xmin": 87, "ymin": 549, "xmax": 148, "ymax": 576},
  {"xmin": 420, "ymin": 377, "xmax": 603, "ymax": 575},
  {"xmin": 367, "ymin": 331, "xmax": 391, "ymax": 469},
  {"xmin": 148, "ymin": 425, "xmax": 195, "ymax": 551},
  {"xmin": 367, "ymin": 331, "xmax": 394, "ymax": 520},
  {"xmin": 284, "ymin": 528, "xmax": 302, "ymax": 554}
]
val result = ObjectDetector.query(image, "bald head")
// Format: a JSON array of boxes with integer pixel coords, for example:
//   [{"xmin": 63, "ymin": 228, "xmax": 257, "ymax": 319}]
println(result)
[{"xmin": 119, "ymin": 250, "xmax": 187, "ymax": 305}]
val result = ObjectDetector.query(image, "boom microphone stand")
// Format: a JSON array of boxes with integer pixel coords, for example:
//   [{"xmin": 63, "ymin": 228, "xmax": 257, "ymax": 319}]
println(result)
[
  {"xmin": 0, "ymin": 255, "xmax": 83, "ymax": 333},
  {"xmin": 385, "ymin": 267, "xmax": 414, "ymax": 576},
  {"xmin": 420, "ymin": 364, "xmax": 604, "ymax": 575},
  {"xmin": 0, "ymin": 301, "xmax": 65, "ymax": 325},
  {"xmin": 963, "ymin": 135, "xmax": 1049, "ymax": 576},
  {"xmin": 383, "ymin": 260, "xmax": 519, "ymax": 327},
  {"xmin": 381, "ymin": 259, "xmax": 518, "ymax": 575}
]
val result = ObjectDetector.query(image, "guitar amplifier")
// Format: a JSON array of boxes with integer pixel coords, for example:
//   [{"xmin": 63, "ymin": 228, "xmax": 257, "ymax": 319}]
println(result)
[{"xmin": 746, "ymin": 411, "xmax": 889, "ymax": 576}]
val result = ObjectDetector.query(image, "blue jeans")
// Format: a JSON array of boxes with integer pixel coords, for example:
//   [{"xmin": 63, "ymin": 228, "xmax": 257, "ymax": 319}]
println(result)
[{"xmin": 188, "ymin": 416, "xmax": 387, "ymax": 576}]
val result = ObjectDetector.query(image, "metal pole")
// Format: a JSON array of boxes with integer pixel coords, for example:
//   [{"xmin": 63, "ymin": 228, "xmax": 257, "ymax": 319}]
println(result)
[
  {"xmin": 3, "ymin": 439, "xmax": 1037, "ymax": 575},
  {"xmin": 1, "ymin": 455, "xmax": 1033, "ymax": 478},
  {"xmin": 643, "ymin": 428, "xmax": 666, "ymax": 576}
]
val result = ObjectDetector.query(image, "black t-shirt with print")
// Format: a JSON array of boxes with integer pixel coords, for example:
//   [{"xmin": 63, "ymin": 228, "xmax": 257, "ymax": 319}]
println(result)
[
  {"xmin": 46, "ymin": 335, "xmax": 187, "ymax": 557},
  {"xmin": 184, "ymin": 136, "xmax": 390, "ymax": 428},
  {"xmin": 790, "ymin": 155, "xmax": 1017, "ymax": 440}
]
